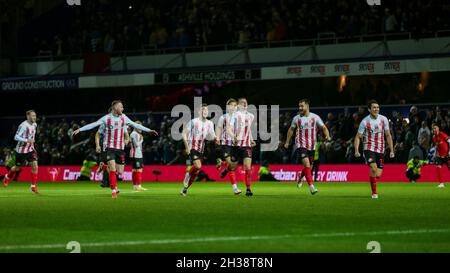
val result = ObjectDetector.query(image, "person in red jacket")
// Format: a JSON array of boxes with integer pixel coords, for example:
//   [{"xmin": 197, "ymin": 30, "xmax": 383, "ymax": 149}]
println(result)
[{"xmin": 432, "ymin": 123, "xmax": 450, "ymax": 188}]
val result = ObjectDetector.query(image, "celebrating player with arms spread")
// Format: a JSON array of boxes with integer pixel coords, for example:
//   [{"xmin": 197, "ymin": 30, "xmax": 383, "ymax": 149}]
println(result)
[
  {"xmin": 354, "ymin": 100, "xmax": 394, "ymax": 199},
  {"xmin": 73, "ymin": 100, "xmax": 158, "ymax": 198},
  {"xmin": 284, "ymin": 99, "xmax": 330, "ymax": 195}
]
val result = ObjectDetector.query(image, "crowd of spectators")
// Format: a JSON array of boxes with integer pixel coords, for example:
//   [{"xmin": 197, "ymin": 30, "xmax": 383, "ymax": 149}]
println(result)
[
  {"xmin": 20, "ymin": 0, "xmax": 450, "ymax": 57},
  {"xmin": 1, "ymin": 105, "xmax": 449, "ymax": 167}
]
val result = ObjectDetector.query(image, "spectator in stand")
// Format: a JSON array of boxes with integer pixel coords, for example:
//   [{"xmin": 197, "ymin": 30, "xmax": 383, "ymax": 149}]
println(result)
[{"xmin": 16, "ymin": 0, "xmax": 450, "ymax": 57}]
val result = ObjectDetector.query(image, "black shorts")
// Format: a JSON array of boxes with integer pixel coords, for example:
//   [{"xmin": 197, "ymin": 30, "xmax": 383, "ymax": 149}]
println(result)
[
  {"xmin": 364, "ymin": 150, "xmax": 384, "ymax": 169},
  {"xmin": 295, "ymin": 148, "xmax": 315, "ymax": 164},
  {"xmin": 436, "ymin": 156, "xmax": 449, "ymax": 168},
  {"xmin": 231, "ymin": 146, "xmax": 252, "ymax": 162},
  {"xmin": 97, "ymin": 151, "xmax": 107, "ymax": 165},
  {"xmin": 131, "ymin": 158, "xmax": 144, "ymax": 169},
  {"xmin": 105, "ymin": 148, "xmax": 125, "ymax": 165},
  {"xmin": 15, "ymin": 151, "xmax": 38, "ymax": 166},
  {"xmin": 222, "ymin": 145, "xmax": 233, "ymax": 159},
  {"xmin": 189, "ymin": 149, "xmax": 204, "ymax": 163}
]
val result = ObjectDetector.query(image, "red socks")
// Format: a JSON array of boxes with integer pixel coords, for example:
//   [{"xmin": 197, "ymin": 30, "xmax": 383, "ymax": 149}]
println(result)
[
  {"xmin": 132, "ymin": 172, "xmax": 137, "ymax": 186},
  {"xmin": 31, "ymin": 172, "xmax": 38, "ymax": 186},
  {"xmin": 4, "ymin": 171, "xmax": 16, "ymax": 183},
  {"xmin": 229, "ymin": 170, "xmax": 237, "ymax": 185},
  {"xmin": 136, "ymin": 172, "xmax": 142, "ymax": 186},
  {"xmin": 187, "ymin": 166, "xmax": 200, "ymax": 188},
  {"xmin": 437, "ymin": 167, "xmax": 442, "ymax": 183},
  {"xmin": 109, "ymin": 171, "xmax": 117, "ymax": 191},
  {"xmin": 370, "ymin": 176, "xmax": 377, "ymax": 194},
  {"xmin": 304, "ymin": 167, "xmax": 313, "ymax": 186},
  {"xmin": 220, "ymin": 161, "xmax": 227, "ymax": 171},
  {"xmin": 245, "ymin": 169, "xmax": 252, "ymax": 190}
]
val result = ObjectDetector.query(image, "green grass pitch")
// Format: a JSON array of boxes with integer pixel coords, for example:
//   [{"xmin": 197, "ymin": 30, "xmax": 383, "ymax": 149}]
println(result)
[{"xmin": 0, "ymin": 181, "xmax": 449, "ymax": 253}]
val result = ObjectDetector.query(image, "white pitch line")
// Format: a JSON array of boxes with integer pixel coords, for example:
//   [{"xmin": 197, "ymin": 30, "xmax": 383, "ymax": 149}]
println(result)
[
  {"xmin": 0, "ymin": 229, "xmax": 449, "ymax": 251},
  {"xmin": 0, "ymin": 235, "xmax": 292, "ymax": 251},
  {"xmin": 307, "ymin": 228, "xmax": 450, "ymax": 238}
]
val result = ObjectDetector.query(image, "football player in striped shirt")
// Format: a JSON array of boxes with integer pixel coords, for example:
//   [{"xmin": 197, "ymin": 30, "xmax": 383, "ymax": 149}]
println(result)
[
  {"xmin": 2, "ymin": 110, "xmax": 40, "ymax": 193},
  {"xmin": 130, "ymin": 121, "xmax": 146, "ymax": 191},
  {"xmin": 73, "ymin": 100, "xmax": 158, "ymax": 198},
  {"xmin": 227, "ymin": 98, "xmax": 256, "ymax": 197},
  {"xmin": 180, "ymin": 104, "xmax": 216, "ymax": 196},
  {"xmin": 215, "ymin": 98, "xmax": 242, "ymax": 194},
  {"xmin": 284, "ymin": 99, "xmax": 330, "ymax": 195},
  {"xmin": 354, "ymin": 100, "xmax": 395, "ymax": 199}
]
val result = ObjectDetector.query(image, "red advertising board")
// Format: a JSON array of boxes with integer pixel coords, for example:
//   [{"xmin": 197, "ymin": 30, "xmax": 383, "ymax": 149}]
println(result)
[{"xmin": 0, "ymin": 164, "xmax": 446, "ymax": 183}]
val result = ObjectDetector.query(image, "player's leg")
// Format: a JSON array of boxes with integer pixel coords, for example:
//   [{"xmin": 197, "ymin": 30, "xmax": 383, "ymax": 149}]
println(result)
[
  {"xmin": 295, "ymin": 149, "xmax": 306, "ymax": 188},
  {"xmin": 107, "ymin": 154, "xmax": 119, "ymax": 197},
  {"xmin": 182, "ymin": 165, "xmax": 191, "ymax": 190},
  {"xmin": 219, "ymin": 146, "xmax": 232, "ymax": 178},
  {"xmin": 30, "ymin": 160, "xmax": 39, "ymax": 194},
  {"xmin": 132, "ymin": 164, "xmax": 138, "ymax": 190},
  {"xmin": 228, "ymin": 158, "xmax": 241, "ymax": 195},
  {"xmin": 241, "ymin": 148, "xmax": 253, "ymax": 196},
  {"xmin": 4, "ymin": 152, "xmax": 23, "ymax": 187},
  {"xmin": 181, "ymin": 156, "xmax": 202, "ymax": 196},
  {"xmin": 216, "ymin": 150, "xmax": 228, "ymax": 172},
  {"xmin": 187, "ymin": 159, "xmax": 202, "ymax": 189},
  {"xmin": 406, "ymin": 169, "xmax": 415, "ymax": 182},
  {"xmin": 3, "ymin": 166, "xmax": 19, "ymax": 187},
  {"xmin": 302, "ymin": 155, "xmax": 318, "ymax": 194},
  {"xmin": 364, "ymin": 151, "xmax": 379, "ymax": 198},
  {"xmin": 132, "ymin": 158, "xmax": 145, "ymax": 191},
  {"xmin": 369, "ymin": 163, "xmax": 379, "ymax": 198},
  {"xmin": 136, "ymin": 167, "xmax": 145, "ymax": 190},
  {"xmin": 312, "ymin": 160, "xmax": 319, "ymax": 182},
  {"xmin": 436, "ymin": 158, "xmax": 445, "ymax": 188},
  {"xmin": 243, "ymin": 158, "xmax": 253, "ymax": 196},
  {"xmin": 375, "ymin": 154, "xmax": 384, "ymax": 180},
  {"xmin": 414, "ymin": 174, "xmax": 421, "ymax": 182}
]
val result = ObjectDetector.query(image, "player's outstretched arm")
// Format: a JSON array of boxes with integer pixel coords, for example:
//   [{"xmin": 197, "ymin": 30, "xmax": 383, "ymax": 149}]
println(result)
[
  {"xmin": 125, "ymin": 117, "xmax": 158, "ymax": 136},
  {"xmin": 73, "ymin": 119, "xmax": 103, "ymax": 136}
]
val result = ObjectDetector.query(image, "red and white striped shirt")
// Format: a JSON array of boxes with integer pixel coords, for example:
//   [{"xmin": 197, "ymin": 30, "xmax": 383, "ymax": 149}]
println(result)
[
  {"xmin": 358, "ymin": 114, "xmax": 390, "ymax": 154},
  {"xmin": 130, "ymin": 131, "xmax": 143, "ymax": 159},
  {"xmin": 79, "ymin": 113, "xmax": 151, "ymax": 151},
  {"xmin": 232, "ymin": 111, "xmax": 255, "ymax": 147},
  {"xmin": 217, "ymin": 113, "xmax": 235, "ymax": 146},
  {"xmin": 186, "ymin": 118, "xmax": 215, "ymax": 153},
  {"xmin": 291, "ymin": 113, "xmax": 324, "ymax": 151},
  {"xmin": 15, "ymin": 121, "xmax": 37, "ymax": 154}
]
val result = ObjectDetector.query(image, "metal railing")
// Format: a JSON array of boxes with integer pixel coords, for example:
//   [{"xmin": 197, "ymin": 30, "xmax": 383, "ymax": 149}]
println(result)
[{"xmin": 18, "ymin": 29, "xmax": 450, "ymax": 64}]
